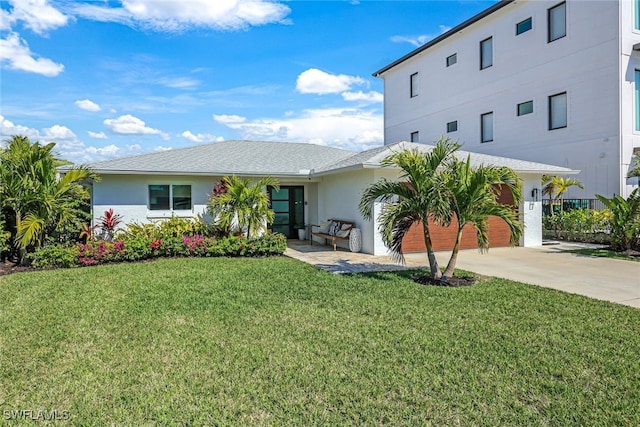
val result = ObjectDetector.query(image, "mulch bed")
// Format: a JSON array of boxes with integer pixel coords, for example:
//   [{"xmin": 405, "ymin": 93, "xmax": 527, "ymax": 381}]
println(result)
[
  {"xmin": 0, "ymin": 261, "xmax": 34, "ymax": 277},
  {"xmin": 413, "ymin": 274, "xmax": 476, "ymax": 287}
]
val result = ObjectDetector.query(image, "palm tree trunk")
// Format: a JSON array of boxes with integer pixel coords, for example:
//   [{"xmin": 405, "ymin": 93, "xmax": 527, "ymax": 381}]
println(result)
[
  {"xmin": 422, "ymin": 221, "xmax": 442, "ymax": 279},
  {"xmin": 442, "ymin": 228, "xmax": 464, "ymax": 279}
]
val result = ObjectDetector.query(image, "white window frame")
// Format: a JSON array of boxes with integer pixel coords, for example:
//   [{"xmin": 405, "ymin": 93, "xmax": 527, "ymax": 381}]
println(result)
[{"xmin": 148, "ymin": 184, "xmax": 193, "ymax": 212}]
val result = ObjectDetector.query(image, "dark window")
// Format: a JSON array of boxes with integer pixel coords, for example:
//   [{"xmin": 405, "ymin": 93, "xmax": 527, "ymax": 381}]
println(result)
[
  {"xmin": 517, "ymin": 100, "xmax": 534, "ymax": 116},
  {"xmin": 149, "ymin": 184, "xmax": 192, "ymax": 210},
  {"xmin": 548, "ymin": 2, "xmax": 566, "ymax": 42},
  {"xmin": 516, "ymin": 17, "xmax": 532, "ymax": 35},
  {"xmin": 410, "ymin": 72, "xmax": 418, "ymax": 97},
  {"xmin": 480, "ymin": 37, "xmax": 493, "ymax": 69},
  {"xmin": 447, "ymin": 121, "xmax": 458, "ymax": 133},
  {"xmin": 410, "ymin": 131, "xmax": 419, "ymax": 142},
  {"xmin": 446, "ymin": 53, "xmax": 457, "ymax": 67},
  {"xmin": 549, "ymin": 92, "xmax": 567, "ymax": 130},
  {"xmin": 149, "ymin": 185, "xmax": 170, "ymax": 210},
  {"xmin": 172, "ymin": 185, "xmax": 192, "ymax": 210},
  {"xmin": 481, "ymin": 112, "xmax": 494, "ymax": 143}
]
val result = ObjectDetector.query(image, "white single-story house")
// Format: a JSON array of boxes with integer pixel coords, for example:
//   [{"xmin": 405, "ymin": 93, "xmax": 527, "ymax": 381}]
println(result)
[{"xmin": 70, "ymin": 140, "xmax": 577, "ymax": 255}]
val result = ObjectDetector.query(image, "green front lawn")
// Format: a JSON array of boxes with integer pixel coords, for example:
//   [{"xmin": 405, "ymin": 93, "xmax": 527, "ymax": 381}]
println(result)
[
  {"xmin": 2, "ymin": 257, "xmax": 639, "ymax": 425},
  {"xmin": 566, "ymin": 248, "xmax": 640, "ymax": 262}
]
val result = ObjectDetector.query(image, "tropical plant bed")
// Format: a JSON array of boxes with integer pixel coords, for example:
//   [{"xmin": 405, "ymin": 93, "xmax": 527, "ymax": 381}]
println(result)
[{"xmin": 2, "ymin": 257, "xmax": 639, "ymax": 425}]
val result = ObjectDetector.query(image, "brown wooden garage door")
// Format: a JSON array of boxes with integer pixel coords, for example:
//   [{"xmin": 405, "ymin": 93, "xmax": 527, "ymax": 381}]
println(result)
[{"xmin": 401, "ymin": 185, "xmax": 517, "ymax": 253}]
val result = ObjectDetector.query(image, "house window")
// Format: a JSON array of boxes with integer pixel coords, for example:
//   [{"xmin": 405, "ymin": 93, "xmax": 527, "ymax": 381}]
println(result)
[
  {"xmin": 517, "ymin": 100, "xmax": 534, "ymax": 116},
  {"xmin": 410, "ymin": 72, "xmax": 418, "ymax": 98},
  {"xmin": 446, "ymin": 121, "xmax": 458, "ymax": 133},
  {"xmin": 516, "ymin": 17, "xmax": 532, "ymax": 35},
  {"xmin": 548, "ymin": 2, "xmax": 566, "ymax": 42},
  {"xmin": 480, "ymin": 37, "xmax": 493, "ymax": 70},
  {"xmin": 410, "ymin": 131, "xmax": 419, "ymax": 142},
  {"xmin": 635, "ymin": 70, "xmax": 640, "ymax": 131},
  {"xmin": 549, "ymin": 92, "xmax": 567, "ymax": 130},
  {"xmin": 481, "ymin": 112, "xmax": 494, "ymax": 143},
  {"xmin": 446, "ymin": 53, "xmax": 457, "ymax": 67},
  {"xmin": 149, "ymin": 184, "xmax": 192, "ymax": 210}
]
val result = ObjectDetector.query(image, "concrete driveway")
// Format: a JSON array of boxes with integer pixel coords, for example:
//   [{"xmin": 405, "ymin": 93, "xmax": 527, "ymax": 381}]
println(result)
[{"xmin": 286, "ymin": 241, "xmax": 639, "ymax": 308}]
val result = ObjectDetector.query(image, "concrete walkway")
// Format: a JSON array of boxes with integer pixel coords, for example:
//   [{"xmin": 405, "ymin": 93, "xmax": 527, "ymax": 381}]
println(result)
[{"xmin": 285, "ymin": 240, "xmax": 640, "ymax": 309}]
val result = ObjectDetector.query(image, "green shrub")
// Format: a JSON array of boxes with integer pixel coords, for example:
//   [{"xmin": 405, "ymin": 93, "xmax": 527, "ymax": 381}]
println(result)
[
  {"xmin": 0, "ymin": 219, "xmax": 10, "ymax": 256},
  {"xmin": 28, "ymin": 244, "xmax": 80, "ymax": 269},
  {"xmin": 543, "ymin": 209, "xmax": 612, "ymax": 243}
]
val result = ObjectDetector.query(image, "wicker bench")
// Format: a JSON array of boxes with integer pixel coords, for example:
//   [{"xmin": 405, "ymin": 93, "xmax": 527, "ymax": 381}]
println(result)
[{"xmin": 310, "ymin": 220, "xmax": 355, "ymax": 251}]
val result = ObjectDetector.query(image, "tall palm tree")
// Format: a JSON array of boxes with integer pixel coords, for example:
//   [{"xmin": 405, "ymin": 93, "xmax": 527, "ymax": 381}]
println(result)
[
  {"xmin": 0, "ymin": 135, "xmax": 98, "ymax": 261},
  {"xmin": 207, "ymin": 175, "xmax": 279, "ymax": 238},
  {"xmin": 542, "ymin": 175, "xmax": 583, "ymax": 215},
  {"xmin": 359, "ymin": 139, "xmax": 460, "ymax": 279},
  {"xmin": 441, "ymin": 156, "xmax": 523, "ymax": 279}
]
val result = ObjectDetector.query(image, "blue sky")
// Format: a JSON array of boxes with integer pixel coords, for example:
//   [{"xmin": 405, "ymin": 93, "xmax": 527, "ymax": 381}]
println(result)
[{"xmin": 1, "ymin": 0, "xmax": 496, "ymax": 163}]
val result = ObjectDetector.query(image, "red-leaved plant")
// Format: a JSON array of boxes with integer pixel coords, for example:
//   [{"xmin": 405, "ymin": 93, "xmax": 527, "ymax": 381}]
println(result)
[{"xmin": 98, "ymin": 209, "xmax": 123, "ymax": 241}]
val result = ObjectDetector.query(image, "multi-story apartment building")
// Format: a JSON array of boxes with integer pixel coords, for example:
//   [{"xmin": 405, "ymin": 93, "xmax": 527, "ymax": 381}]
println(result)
[{"xmin": 374, "ymin": 0, "xmax": 640, "ymax": 198}]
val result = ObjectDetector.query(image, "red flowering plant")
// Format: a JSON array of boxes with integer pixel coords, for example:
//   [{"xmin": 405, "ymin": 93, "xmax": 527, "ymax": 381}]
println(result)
[{"xmin": 98, "ymin": 209, "xmax": 123, "ymax": 241}]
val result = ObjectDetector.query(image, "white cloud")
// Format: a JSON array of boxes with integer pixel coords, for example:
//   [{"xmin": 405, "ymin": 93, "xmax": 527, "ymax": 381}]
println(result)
[
  {"xmin": 75, "ymin": 99, "xmax": 101, "ymax": 112},
  {"xmin": 0, "ymin": 32, "xmax": 64, "ymax": 76},
  {"xmin": 0, "ymin": 114, "xmax": 146, "ymax": 162},
  {"xmin": 181, "ymin": 130, "xmax": 224, "ymax": 144},
  {"xmin": 72, "ymin": 0, "xmax": 291, "ymax": 32},
  {"xmin": 213, "ymin": 114, "xmax": 247, "ymax": 124},
  {"xmin": 88, "ymin": 131, "xmax": 108, "ymax": 139},
  {"xmin": 342, "ymin": 91, "xmax": 383, "ymax": 104},
  {"xmin": 154, "ymin": 146, "xmax": 173, "ymax": 152},
  {"xmin": 216, "ymin": 108, "xmax": 383, "ymax": 152},
  {"xmin": 104, "ymin": 114, "xmax": 163, "ymax": 136},
  {"xmin": 5, "ymin": 0, "xmax": 69, "ymax": 35},
  {"xmin": 156, "ymin": 77, "xmax": 200, "ymax": 89},
  {"xmin": 296, "ymin": 68, "xmax": 366, "ymax": 95},
  {"xmin": 391, "ymin": 26, "xmax": 451, "ymax": 47}
]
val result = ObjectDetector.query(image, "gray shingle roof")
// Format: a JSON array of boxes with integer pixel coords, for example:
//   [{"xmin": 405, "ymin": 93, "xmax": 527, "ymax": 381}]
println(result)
[
  {"xmin": 312, "ymin": 141, "xmax": 578, "ymax": 175},
  {"xmin": 64, "ymin": 140, "xmax": 577, "ymax": 178},
  {"xmin": 72, "ymin": 140, "xmax": 355, "ymax": 177}
]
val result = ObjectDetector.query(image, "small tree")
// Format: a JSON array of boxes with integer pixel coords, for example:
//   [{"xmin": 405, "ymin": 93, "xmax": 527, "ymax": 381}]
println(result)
[
  {"xmin": 207, "ymin": 175, "xmax": 279, "ymax": 238},
  {"xmin": 359, "ymin": 139, "xmax": 459, "ymax": 279},
  {"xmin": 441, "ymin": 156, "xmax": 523, "ymax": 279},
  {"xmin": 542, "ymin": 175, "xmax": 583, "ymax": 215}
]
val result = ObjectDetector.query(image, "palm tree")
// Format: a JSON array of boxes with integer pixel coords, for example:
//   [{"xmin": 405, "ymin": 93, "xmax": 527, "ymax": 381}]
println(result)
[
  {"xmin": 0, "ymin": 135, "xmax": 98, "ymax": 261},
  {"xmin": 359, "ymin": 139, "xmax": 459, "ymax": 279},
  {"xmin": 542, "ymin": 175, "xmax": 583, "ymax": 215},
  {"xmin": 596, "ymin": 188, "xmax": 640, "ymax": 251},
  {"xmin": 441, "ymin": 156, "xmax": 523, "ymax": 279},
  {"xmin": 207, "ymin": 175, "xmax": 279, "ymax": 238}
]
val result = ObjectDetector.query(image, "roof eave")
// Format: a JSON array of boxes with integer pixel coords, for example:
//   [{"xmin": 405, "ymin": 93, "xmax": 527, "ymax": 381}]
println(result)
[
  {"xmin": 373, "ymin": 0, "xmax": 515, "ymax": 77},
  {"xmin": 90, "ymin": 169, "xmax": 313, "ymax": 179}
]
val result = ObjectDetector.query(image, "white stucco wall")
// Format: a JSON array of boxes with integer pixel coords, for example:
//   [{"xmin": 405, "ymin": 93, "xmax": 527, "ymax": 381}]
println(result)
[{"xmin": 380, "ymin": 0, "xmax": 637, "ymax": 198}]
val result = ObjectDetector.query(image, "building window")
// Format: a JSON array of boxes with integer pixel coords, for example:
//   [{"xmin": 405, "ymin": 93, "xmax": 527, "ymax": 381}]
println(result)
[
  {"xmin": 548, "ymin": 2, "xmax": 566, "ymax": 42},
  {"xmin": 481, "ymin": 112, "xmax": 494, "ymax": 143},
  {"xmin": 446, "ymin": 53, "xmax": 457, "ymax": 67},
  {"xmin": 480, "ymin": 37, "xmax": 493, "ymax": 70},
  {"xmin": 517, "ymin": 100, "xmax": 534, "ymax": 116},
  {"xmin": 149, "ymin": 184, "xmax": 192, "ymax": 210},
  {"xmin": 446, "ymin": 121, "xmax": 458, "ymax": 133},
  {"xmin": 516, "ymin": 17, "xmax": 532, "ymax": 35},
  {"xmin": 635, "ymin": 70, "xmax": 640, "ymax": 131},
  {"xmin": 410, "ymin": 131, "xmax": 419, "ymax": 142},
  {"xmin": 549, "ymin": 92, "xmax": 567, "ymax": 130},
  {"xmin": 636, "ymin": 0, "xmax": 640, "ymax": 30},
  {"xmin": 410, "ymin": 72, "xmax": 418, "ymax": 98}
]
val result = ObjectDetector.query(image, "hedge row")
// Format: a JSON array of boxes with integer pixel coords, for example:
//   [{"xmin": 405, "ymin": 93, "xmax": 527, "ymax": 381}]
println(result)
[{"xmin": 28, "ymin": 233, "xmax": 287, "ymax": 269}]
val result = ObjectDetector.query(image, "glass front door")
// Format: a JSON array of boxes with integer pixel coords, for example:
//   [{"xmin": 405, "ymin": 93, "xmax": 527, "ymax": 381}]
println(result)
[{"xmin": 269, "ymin": 186, "xmax": 304, "ymax": 238}]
